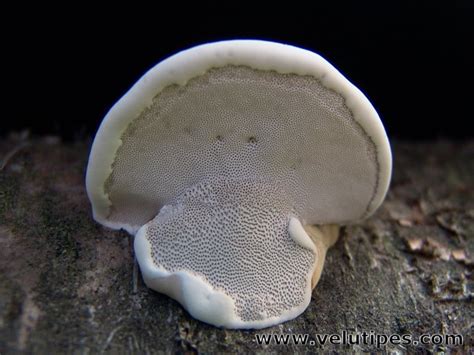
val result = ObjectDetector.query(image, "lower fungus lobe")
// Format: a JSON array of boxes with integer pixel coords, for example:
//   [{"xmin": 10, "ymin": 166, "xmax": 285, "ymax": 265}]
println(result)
[{"xmin": 145, "ymin": 177, "xmax": 316, "ymax": 322}]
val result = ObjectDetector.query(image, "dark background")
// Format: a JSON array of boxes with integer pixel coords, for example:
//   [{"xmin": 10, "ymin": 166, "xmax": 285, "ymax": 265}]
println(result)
[{"xmin": 3, "ymin": 2, "xmax": 473, "ymax": 141}]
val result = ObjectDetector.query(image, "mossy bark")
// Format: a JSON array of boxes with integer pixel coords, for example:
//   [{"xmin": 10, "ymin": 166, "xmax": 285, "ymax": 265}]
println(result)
[{"xmin": 0, "ymin": 136, "xmax": 472, "ymax": 353}]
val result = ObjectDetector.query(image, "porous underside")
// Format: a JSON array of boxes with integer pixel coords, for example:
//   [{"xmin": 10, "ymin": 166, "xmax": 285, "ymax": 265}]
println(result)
[
  {"xmin": 105, "ymin": 65, "xmax": 378, "ymax": 228},
  {"xmin": 144, "ymin": 177, "xmax": 316, "ymax": 323}
]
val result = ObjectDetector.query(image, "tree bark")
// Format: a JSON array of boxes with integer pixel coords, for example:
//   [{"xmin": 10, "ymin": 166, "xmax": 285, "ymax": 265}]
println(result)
[{"xmin": 0, "ymin": 135, "xmax": 472, "ymax": 353}]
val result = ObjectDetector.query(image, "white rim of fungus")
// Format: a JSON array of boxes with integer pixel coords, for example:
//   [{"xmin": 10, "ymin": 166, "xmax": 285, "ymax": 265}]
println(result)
[
  {"xmin": 134, "ymin": 217, "xmax": 318, "ymax": 329},
  {"xmin": 86, "ymin": 39, "xmax": 392, "ymax": 234}
]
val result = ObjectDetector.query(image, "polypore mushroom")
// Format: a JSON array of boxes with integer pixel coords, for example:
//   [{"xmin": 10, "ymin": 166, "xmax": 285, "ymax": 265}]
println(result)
[{"xmin": 86, "ymin": 40, "xmax": 391, "ymax": 329}]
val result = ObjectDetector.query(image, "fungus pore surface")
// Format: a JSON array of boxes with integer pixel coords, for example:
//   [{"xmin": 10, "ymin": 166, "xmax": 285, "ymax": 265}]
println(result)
[{"xmin": 104, "ymin": 66, "xmax": 378, "ymax": 228}]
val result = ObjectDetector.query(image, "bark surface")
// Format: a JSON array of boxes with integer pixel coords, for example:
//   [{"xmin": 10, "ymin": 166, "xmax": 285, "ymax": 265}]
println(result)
[{"xmin": 0, "ymin": 135, "xmax": 472, "ymax": 353}]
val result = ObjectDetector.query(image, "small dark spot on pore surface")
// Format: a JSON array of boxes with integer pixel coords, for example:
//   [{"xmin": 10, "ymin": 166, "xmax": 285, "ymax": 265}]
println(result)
[
  {"xmin": 290, "ymin": 157, "xmax": 303, "ymax": 170},
  {"xmin": 247, "ymin": 136, "xmax": 257, "ymax": 144},
  {"xmin": 216, "ymin": 135, "xmax": 223, "ymax": 142}
]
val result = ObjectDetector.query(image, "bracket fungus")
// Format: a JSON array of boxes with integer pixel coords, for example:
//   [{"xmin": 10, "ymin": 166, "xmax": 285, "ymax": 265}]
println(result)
[{"xmin": 86, "ymin": 40, "xmax": 392, "ymax": 329}]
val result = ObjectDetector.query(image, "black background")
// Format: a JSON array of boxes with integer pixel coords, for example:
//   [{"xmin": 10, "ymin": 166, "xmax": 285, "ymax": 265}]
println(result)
[{"xmin": 3, "ymin": 2, "xmax": 473, "ymax": 141}]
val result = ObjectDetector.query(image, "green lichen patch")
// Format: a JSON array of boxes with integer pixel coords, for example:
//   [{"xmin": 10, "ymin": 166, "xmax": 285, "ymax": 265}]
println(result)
[
  {"xmin": 0, "ymin": 273, "xmax": 25, "ymax": 351},
  {"xmin": 0, "ymin": 174, "xmax": 20, "ymax": 223}
]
